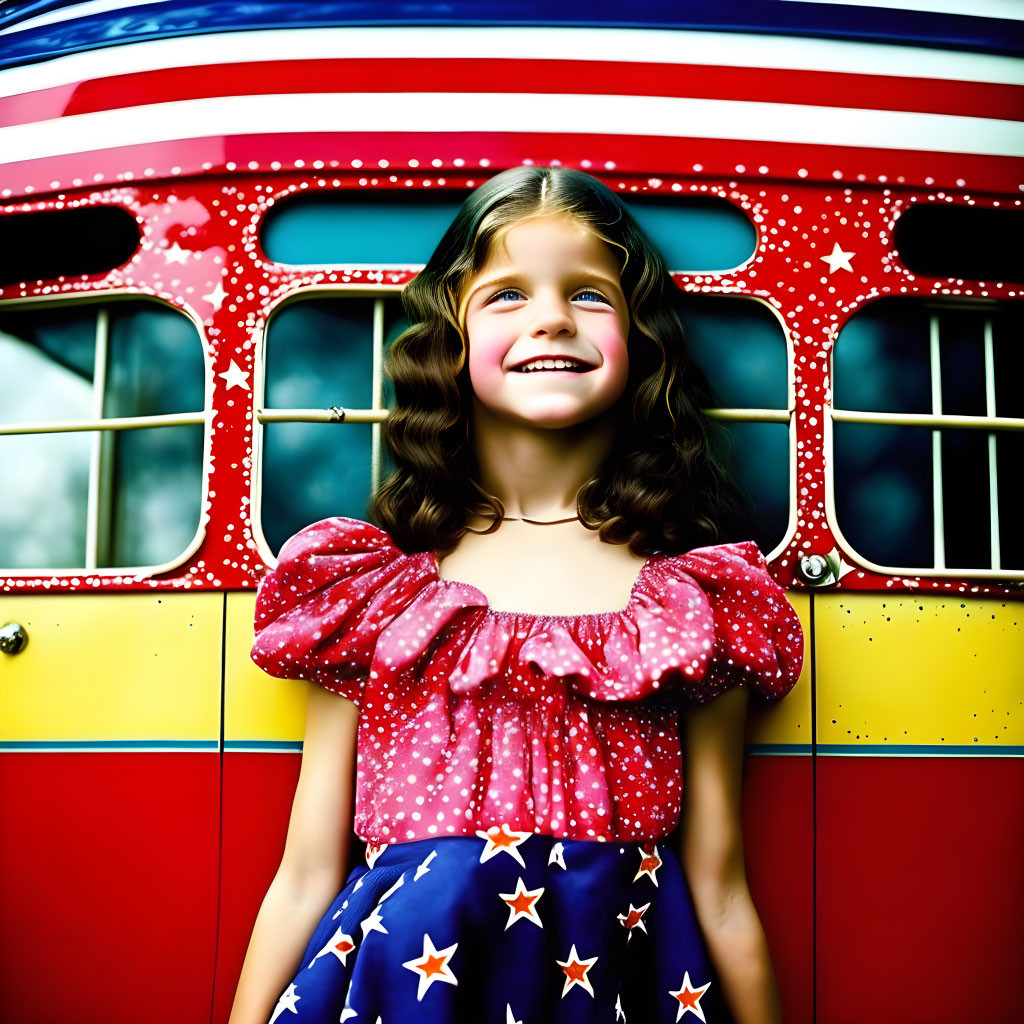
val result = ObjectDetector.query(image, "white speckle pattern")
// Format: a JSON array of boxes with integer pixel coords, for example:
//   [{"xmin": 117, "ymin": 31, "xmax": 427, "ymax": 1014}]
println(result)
[{"xmin": 251, "ymin": 517, "xmax": 803, "ymax": 845}]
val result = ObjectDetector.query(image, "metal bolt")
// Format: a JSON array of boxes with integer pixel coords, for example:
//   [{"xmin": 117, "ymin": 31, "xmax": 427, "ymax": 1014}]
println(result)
[{"xmin": 0, "ymin": 622, "xmax": 28, "ymax": 655}]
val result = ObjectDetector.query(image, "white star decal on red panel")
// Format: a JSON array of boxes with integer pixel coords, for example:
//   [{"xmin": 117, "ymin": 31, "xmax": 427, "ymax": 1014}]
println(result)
[
  {"xmin": 669, "ymin": 972, "xmax": 712, "ymax": 1022},
  {"xmin": 402, "ymin": 934, "xmax": 459, "ymax": 1001},
  {"xmin": 498, "ymin": 877, "xmax": 545, "ymax": 929},
  {"xmin": 820, "ymin": 241, "xmax": 855, "ymax": 273},
  {"xmin": 556, "ymin": 944, "xmax": 599, "ymax": 998},
  {"xmin": 633, "ymin": 844, "xmax": 662, "ymax": 886},
  {"xmin": 476, "ymin": 823, "xmax": 532, "ymax": 866}
]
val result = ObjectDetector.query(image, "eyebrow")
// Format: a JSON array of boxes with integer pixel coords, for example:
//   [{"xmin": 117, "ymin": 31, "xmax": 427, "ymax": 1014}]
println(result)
[{"xmin": 467, "ymin": 269, "xmax": 622, "ymax": 303}]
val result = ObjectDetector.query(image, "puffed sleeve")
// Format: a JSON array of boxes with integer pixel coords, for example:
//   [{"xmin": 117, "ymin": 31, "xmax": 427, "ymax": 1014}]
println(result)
[
  {"xmin": 250, "ymin": 517, "xmax": 422, "ymax": 704},
  {"xmin": 671, "ymin": 541, "xmax": 804, "ymax": 703}
]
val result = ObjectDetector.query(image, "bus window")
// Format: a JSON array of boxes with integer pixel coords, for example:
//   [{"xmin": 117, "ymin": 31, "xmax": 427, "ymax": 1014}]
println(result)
[
  {"xmin": 258, "ymin": 296, "xmax": 405, "ymax": 554},
  {"xmin": 0, "ymin": 206, "xmax": 140, "ymax": 287},
  {"xmin": 260, "ymin": 192, "xmax": 756, "ymax": 272},
  {"xmin": 0, "ymin": 300, "xmax": 206, "ymax": 571},
  {"xmin": 832, "ymin": 298, "xmax": 1023, "ymax": 575},
  {"xmin": 679, "ymin": 295, "xmax": 792, "ymax": 554},
  {"xmin": 256, "ymin": 291, "xmax": 792, "ymax": 558}
]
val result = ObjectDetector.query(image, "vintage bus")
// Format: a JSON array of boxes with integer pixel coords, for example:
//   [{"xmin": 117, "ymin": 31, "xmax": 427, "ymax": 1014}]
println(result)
[{"xmin": 0, "ymin": 2, "xmax": 1021, "ymax": 1021}]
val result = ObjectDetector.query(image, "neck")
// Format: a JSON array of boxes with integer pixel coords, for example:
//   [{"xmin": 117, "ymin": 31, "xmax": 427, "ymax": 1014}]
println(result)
[{"xmin": 470, "ymin": 400, "xmax": 613, "ymax": 521}]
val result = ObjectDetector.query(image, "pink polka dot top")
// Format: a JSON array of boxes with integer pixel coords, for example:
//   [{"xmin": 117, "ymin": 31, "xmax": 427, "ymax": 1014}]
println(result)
[{"xmin": 251, "ymin": 517, "xmax": 803, "ymax": 846}]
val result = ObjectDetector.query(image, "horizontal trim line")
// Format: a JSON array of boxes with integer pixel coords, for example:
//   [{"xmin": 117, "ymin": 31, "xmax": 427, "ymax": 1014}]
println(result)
[
  {"xmin": 832, "ymin": 410, "xmax": 1024, "ymax": 432},
  {"xmin": 817, "ymin": 743, "xmax": 1024, "ymax": 756},
  {"xmin": 0, "ymin": 2, "xmax": 1021, "ymax": 66},
  {"xmin": 745, "ymin": 742, "xmax": 813, "ymax": 755},
  {"xmin": 2, "ymin": 740, "xmax": 1018, "ymax": 757},
  {"xmin": 2, "ymin": 26, "xmax": 1017, "ymax": 94},
  {"xmin": 1, "ymin": 92, "xmax": 1020, "ymax": 167},
  {"xmin": 224, "ymin": 739, "xmax": 303, "ymax": 752},
  {"xmin": 0, "ymin": 738, "xmax": 219, "ymax": 751},
  {"xmin": 4, "ymin": 58, "xmax": 1020, "ymax": 130},
  {"xmin": 0, "ymin": 411, "xmax": 207, "ymax": 436}
]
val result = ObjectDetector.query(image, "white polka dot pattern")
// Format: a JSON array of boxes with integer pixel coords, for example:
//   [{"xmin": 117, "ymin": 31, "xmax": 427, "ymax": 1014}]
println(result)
[{"xmin": 251, "ymin": 517, "xmax": 803, "ymax": 845}]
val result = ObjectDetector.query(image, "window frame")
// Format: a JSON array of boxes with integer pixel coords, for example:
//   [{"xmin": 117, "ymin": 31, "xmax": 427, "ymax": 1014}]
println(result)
[
  {"xmin": 825, "ymin": 296, "xmax": 1021, "ymax": 581},
  {"xmin": 0, "ymin": 291, "xmax": 213, "ymax": 577},
  {"xmin": 251, "ymin": 286, "xmax": 799, "ymax": 565}
]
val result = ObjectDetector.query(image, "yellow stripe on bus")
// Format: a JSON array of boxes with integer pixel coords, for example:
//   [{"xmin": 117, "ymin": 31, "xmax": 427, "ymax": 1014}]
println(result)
[
  {"xmin": 0, "ymin": 593, "xmax": 221, "ymax": 742},
  {"xmin": 745, "ymin": 592, "xmax": 811, "ymax": 748},
  {"xmin": 816, "ymin": 594, "xmax": 1023, "ymax": 748},
  {"xmin": 225, "ymin": 591, "xmax": 308, "ymax": 743},
  {"xmin": 228, "ymin": 591, "xmax": 813, "ymax": 748}
]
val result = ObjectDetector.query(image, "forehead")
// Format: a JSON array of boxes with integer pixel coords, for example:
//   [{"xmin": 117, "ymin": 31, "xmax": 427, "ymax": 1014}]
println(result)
[{"xmin": 481, "ymin": 215, "xmax": 619, "ymax": 274}]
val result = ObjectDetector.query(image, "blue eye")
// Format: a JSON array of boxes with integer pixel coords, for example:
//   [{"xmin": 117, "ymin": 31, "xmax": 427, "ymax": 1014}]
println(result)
[
  {"xmin": 575, "ymin": 290, "xmax": 608, "ymax": 304},
  {"xmin": 492, "ymin": 288, "xmax": 524, "ymax": 302}
]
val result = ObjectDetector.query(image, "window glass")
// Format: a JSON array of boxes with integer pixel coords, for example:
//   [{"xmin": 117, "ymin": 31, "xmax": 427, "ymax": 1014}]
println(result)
[
  {"xmin": 680, "ymin": 295, "xmax": 788, "ymax": 409},
  {"xmin": 834, "ymin": 423, "xmax": 933, "ymax": 568},
  {"xmin": 0, "ymin": 206, "xmax": 140, "ymax": 286},
  {"xmin": 833, "ymin": 299, "xmax": 1022, "ymax": 572},
  {"xmin": 260, "ymin": 293, "xmax": 791, "ymax": 557},
  {"xmin": 0, "ymin": 300, "xmax": 205, "ymax": 570},
  {"xmin": 260, "ymin": 297, "xmax": 407, "ymax": 554},
  {"xmin": 893, "ymin": 204, "xmax": 1024, "ymax": 281},
  {"xmin": 265, "ymin": 299, "xmax": 376, "ymax": 409},
  {"xmin": 261, "ymin": 195, "xmax": 465, "ymax": 265},
  {"xmin": 833, "ymin": 301, "xmax": 931, "ymax": 414},
  {"xmin": 260, "ymin": 192, "xmax": 756, "ymax": 271}
]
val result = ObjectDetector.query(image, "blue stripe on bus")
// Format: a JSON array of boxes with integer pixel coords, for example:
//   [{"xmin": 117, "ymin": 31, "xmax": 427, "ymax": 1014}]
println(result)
[
  {"xmin": 746, "ymin": 743, "xmax": 812, "ymax": 756},
  {"xmin": 224, "ymin": 739, "xmax": 304, "ymax": 752},
  {"xmin": 0, "ymin": 738, "xmax": 219, "ymax": 751},
  {"xmin": 817, "ymin": 743, "xmax": 1024, "ymax": 757},
  {"xmin": 1, "ymin": 1, "xmax": 1021, "ymax": 69},
  {"xmin": 2, "ymin": 740, "xmax": 1020, "ymax": 756}
]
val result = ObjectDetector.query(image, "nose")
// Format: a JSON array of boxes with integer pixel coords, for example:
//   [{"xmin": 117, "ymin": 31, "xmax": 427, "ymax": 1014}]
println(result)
[{"xmin": 529, "ymin": 292, "xmax": 575, "ymax": 338}]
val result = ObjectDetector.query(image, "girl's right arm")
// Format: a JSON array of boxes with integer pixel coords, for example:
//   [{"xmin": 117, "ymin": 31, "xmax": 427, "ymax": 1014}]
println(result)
[{"xmin": 228, "ymin": 683, "xmax": 360, "ymax": 1024}]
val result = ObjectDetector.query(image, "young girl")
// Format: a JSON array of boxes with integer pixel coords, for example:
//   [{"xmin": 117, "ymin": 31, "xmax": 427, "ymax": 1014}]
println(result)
[{"xmin": 230, "ymin": 167, "xmax": 803, "ymax": 1024}]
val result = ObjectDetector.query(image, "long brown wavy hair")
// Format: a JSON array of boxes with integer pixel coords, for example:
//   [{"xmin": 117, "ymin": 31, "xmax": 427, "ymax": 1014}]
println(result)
[{"xmin": 371, "ymin": 166, "xmax": 750, "ymax": 557}]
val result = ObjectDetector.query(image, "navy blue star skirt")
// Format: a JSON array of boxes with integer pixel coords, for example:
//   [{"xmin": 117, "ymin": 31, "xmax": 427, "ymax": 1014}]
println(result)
[{"xmin": 268, "ymin": 830, "xmax": 722, "ymax": 1023}]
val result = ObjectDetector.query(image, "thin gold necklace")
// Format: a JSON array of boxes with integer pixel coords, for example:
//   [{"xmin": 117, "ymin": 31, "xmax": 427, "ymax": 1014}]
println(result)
[{"xmin": 500, "ymin": 514, "xmax": 580, "ymax": 525}]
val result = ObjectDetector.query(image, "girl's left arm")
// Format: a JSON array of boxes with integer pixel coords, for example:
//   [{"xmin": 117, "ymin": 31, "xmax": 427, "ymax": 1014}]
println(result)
[{"xmin": 679, "ymin": 684, "xmax": 782, "ymax": 1024}]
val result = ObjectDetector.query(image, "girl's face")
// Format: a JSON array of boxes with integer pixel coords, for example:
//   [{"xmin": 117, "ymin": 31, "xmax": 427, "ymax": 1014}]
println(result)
[{"xmin": 461, "ymin": 215, "xmax": 631, "ymax": 431}]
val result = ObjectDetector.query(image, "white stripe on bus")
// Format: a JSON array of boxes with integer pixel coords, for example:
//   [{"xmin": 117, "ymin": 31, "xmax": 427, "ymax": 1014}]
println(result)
[{"xmin": 1, "ymin": 91, "xmax": 1021, "ymax": 166}]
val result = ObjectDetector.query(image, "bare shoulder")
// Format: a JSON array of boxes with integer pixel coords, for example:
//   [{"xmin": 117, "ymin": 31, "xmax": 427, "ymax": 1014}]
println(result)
[{"xmin": 436, "ymin": 518, "xmax": 648, "ymax": 616}]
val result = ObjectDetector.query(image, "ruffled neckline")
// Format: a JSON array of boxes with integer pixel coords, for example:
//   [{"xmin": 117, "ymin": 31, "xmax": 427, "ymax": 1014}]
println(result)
[{"xmin": 429, "ymin": 551, "xmax": 661, "ymax": 624}]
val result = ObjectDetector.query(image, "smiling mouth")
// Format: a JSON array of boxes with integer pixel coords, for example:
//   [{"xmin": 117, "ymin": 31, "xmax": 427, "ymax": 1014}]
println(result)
[{"xmin": 511, "ymin": 357, "xmax": 595, "ymax": 373}]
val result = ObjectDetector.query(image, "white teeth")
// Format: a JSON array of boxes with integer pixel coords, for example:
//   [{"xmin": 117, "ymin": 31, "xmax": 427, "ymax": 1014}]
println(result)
[{"xmin": 516, "ymin": 358, "xmax": 588, "ymax": 372}]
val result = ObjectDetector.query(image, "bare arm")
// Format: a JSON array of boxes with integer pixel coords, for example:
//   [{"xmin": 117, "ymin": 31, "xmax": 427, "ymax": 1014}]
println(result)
[
  {"xmin": 679, "ymin": 685, "xmax": 782, "ymax": 1024},
  {"xmin": 228, "ymin": 684, "xmax": 359, "ymax": 1024}
]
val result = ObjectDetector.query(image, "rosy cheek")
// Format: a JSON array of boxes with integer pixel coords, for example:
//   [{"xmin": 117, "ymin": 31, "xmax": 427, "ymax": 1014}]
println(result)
[
  {"xmin": 466, "ymin": 321, "xmax": 509, "ymax": 379},
  {"xmin": 595, "ymin": 324, "xmax": 630, "ymax": 381}
]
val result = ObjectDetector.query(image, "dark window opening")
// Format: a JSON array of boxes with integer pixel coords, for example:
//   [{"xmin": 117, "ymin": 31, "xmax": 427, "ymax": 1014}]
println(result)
[
  {"xmin": 0, "ymin": 206, "xmax": 140, "ymax": 287},
  {"xmin": 893, "ymin": 204, "xmax": 1024, "ymax": 282}
]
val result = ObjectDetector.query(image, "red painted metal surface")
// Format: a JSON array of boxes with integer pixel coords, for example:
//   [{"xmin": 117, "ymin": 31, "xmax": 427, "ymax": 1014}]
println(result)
[
  {"xmin": 211, "ymin": 753, "xmax": 302, "ymax": 1024},
  {"xmin": 816, "ymin": 756, "xmax": 1024, "ymax": 1022},
  {"xmin": 0, "ymin": 752, "xmax": 220, "ymax": 1023},
  {"xmin": 743, "ymin": 755, "xmax": 815, "ymax": 1024},
  {"xmin": 4, "ymin": 59, "xmax": 1021, "ymax": 128}
]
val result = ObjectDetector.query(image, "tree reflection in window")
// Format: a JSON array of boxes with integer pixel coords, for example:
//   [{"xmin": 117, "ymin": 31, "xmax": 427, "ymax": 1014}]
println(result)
[{"xmin": 0, "ymin": 301, "xmax": 205, "ymax": 571}]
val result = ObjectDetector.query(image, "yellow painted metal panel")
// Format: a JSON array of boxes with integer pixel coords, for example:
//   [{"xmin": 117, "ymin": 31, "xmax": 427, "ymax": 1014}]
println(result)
[
  {"xmin": 0, "ymin": 593, "xmax": 221, "ymax": 741},
  {"xmin": 227, "ymin": 590, "xmax": 813, "ymax": 747},
  {"xmin": 746, "ymin": 592, "xmax": 812, "ymax": 749},
  {"xmin": 816, "ymin": 594, "xmax": 1024, "ymax": 747},
  {"xmin": 225, "ymin": 590, "xmax": 307, "ymax": 743}
]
